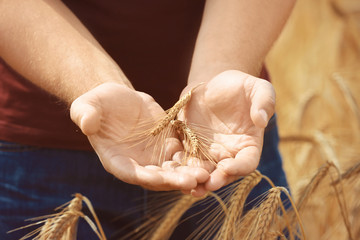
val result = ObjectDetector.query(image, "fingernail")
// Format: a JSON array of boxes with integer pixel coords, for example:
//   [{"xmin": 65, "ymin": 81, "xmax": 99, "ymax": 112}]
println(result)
[{"xmin": 259, "ymin": 109, "xmax": 268, "ymax": 123}]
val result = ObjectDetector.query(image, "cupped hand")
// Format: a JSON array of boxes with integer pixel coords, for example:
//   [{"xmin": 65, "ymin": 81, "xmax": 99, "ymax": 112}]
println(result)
[
  {"xmin": 70, "ymin": 83, "xmax": 209, "ymax": 191},
  {"xmin": 181, "ymin": 70, "xmax": 275, "ymax": 195}
]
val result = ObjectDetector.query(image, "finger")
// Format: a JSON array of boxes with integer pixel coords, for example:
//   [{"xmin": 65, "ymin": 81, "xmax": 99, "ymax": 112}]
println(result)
[
  {"xmin": 218, "ymin": 146, "xmax": 260, "ymax": 176},
  {"xmin": 162, "ymin": 160, "xmax": 181, "ymax": 170},
  {"xmin": 205, "ymin": 167, "xmax": 239, "ymax": 192},
  {"xmin": 186, "ymin": 157, "xmax": 215, "ymax": 173},
  {"xmin": 105, "ymin": 156, "xmax": 198, "ymax": 191},
  {"xmin": 142, "ymin": 168, "xmax": 198, "ymax": 191},
  {"xmin": 181, "ymin": 189, "xmax": 191, "ymax": 195},
  {"xmin": 190, "ymin": 184, "xmax": 208, "ymax": 198},
  {"xmin": 174, "ymin": 166, "xmax": 210, "ymax": 184},
  {"xmin": 164, "ymin": 137, "xmax": 183, "ymax": 161},
  {"xmin": 172, "ymin": 151, "xmax": 185, "ymax": 164},
  {"xmin": 250, "ymin": 79, "xmax": 276, "ymax": 128},
  {"xmin": 204, "ymin": 167, "xmax": 228, "ymax": 191},
  {"xmin": 70, "ymin": 96, "xmax": 101, "ymax": 135}
]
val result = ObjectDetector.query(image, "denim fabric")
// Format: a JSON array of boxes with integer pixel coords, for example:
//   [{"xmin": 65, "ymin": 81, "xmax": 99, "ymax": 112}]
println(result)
[
  {"xmin": 0, "ymin": 115, "xmax": 289, "ymax": 240},
  {"xmin": 0, "ymin": 144, "xmax": 144, "ymax": 239}
]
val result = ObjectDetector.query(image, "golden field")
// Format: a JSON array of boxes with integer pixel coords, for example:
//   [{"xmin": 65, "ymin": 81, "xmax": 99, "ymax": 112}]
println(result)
[{"xmin": 267, "ymin": 0, "xmax": 360, "ymax": 238}]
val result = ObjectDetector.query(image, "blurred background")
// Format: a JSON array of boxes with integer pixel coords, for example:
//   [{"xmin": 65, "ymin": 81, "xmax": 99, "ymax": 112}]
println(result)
[{"xmin": 266, "ymin": 0, "xmax": 360, "ymax": 238}]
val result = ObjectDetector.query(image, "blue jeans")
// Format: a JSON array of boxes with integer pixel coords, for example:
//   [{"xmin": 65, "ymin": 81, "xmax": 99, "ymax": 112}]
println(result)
[{"xmin": 0, "ymin": 116, "xmax": 289, "ymax": 239}]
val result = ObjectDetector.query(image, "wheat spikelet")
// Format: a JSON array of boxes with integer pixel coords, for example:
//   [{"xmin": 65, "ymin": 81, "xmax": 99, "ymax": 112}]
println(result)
[
  {"xmin": 171, "ymin": 119, "xmax": 200, "ymax": 157},
  {"xmin": 37, "ymin": 219, "xmax": 53, "ymax": 240},
  {"xmin": 169, "ymin": 119, "xmax": 218, "ymax": 166},
  {"xmin": 216, "ymin": 170, "xmax": 263, "ymax": 240},
  {"xmin": 252, "ymin": 187, "xmax": 282, "ymax": 240},
  {"xmin": 234, "ymin": 208, "xmax": 258, "ymax": 239},
  {"xmin": 46, "ymin": 195, "xmax": 83, "ymax": 240},
  {"xmin": 13, "ymin": 193, "xmax": 106, "ymax": 240},
  {"xmin": 150, "ymin": 194, "xmax": 203, "ymax": 240},
  {"xmin": 150, "ymin": 85, "xmax": 198, "ymax": 136}
]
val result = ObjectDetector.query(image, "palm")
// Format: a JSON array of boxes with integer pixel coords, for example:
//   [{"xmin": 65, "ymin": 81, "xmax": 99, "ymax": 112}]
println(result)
[
  {"xmin": 71, "ymin": 83, "xmax": 209, "ymax": 191},
  {"xmin": 87, "ymin": 85, "xmax": 163, "ymax": 166},
  {"xmin": 182, "ymin": 71, "xmax": 275, "ymax": 191}
]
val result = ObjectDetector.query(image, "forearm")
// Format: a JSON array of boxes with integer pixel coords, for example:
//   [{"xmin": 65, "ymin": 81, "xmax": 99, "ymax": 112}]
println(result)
[
  {"xmin": 0, "ymin": 0, "xmax": 132, "ymax": 104},
  {"xmin": 189, "ymin": 0, "xmax": 296, "ymax": 83}
]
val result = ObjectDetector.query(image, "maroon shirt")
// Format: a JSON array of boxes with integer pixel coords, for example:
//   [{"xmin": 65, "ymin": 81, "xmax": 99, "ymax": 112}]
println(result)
[
  {"xmin": 0, "ymin": 0, "xmax": 269, "ymax": 150},
  {"xmin": 0, "ymin": 0, "xmax": 205, "ymax": 150}
]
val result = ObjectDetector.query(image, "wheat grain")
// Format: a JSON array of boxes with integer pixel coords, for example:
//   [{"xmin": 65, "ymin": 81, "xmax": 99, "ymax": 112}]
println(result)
[
  {"xmin": 150, "ymin": 90, "xmax": 193, "ymax": 136},
  {"xmin": 150, "ymin": 83, "xmax": 204, "ymax": 136},
  {"xmin": 253, "ymin": 187, "xmax": 282, "ymax": 240},
  {"xmin": 47, "ymin": 195, "xmax": 83, "ymax": 240},
  {"xmin": 171, "ymin": 119, "xmax": 200, "ymax": 156}
]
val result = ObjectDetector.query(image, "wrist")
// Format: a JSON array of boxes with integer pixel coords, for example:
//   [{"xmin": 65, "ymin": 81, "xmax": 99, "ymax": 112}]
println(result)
[{"xmin": 188, "ymin": 63, "xmax": 262, "ymax": 86}]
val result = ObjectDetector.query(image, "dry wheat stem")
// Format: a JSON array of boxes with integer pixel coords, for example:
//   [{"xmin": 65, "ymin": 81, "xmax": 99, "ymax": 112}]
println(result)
[
  {"xmin": 297, "ymin": 90, "xmax": 318, "ymax": 129},
  {"xmin": 333, "ymin": 160, "xmax": 360, "ymax": 184},
  {"xmin": 150, "ymin": 194, "xmax": 203, "ymax": 240},
  {"xmin": 314, "ymin": 131, "xmax": 341, "ymax": 170},
  {"xmin": 207, "ymin": 191, "xmax": 229, "ymax": 216},
  {"xmin": 296, "ymin": 163, "xmax": 330, "ymax": 212},
  {"xmin": 217, "ymin": 171, "xmax": 262, "ymax": 240},
  {"xmin": 332, "ymin": 72, "xmax": 360, "ymax": 129},
  {"xmin": 327, "ymin": 162, "xmax": 354, "ymax": 240},
  {"xmin": 278, "ymin": 187, "xmax": 306, "ymax": 240},
  {"xmin": 280, "ymin": 135, "xmax": 315, "ymax": 144},
  {"xmin": 81, "ymin": 195, "xmax": 107, "ymax": 240},
  {"xmin": 314, "ymin": 132, "xmax": 353, "ymax": 239},
  {"xmin": 150, "ymin": 86, "xmax": 196, "ymax": 136},
  {"xmin": 234, "ymin": 208, "xmax": 258, "ymax": 240}
]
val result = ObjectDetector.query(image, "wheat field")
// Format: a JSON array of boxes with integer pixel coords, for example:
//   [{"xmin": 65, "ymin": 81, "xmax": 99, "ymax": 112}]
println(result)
[{"xmin": 267, "ymin": 0, "xmax": 360, "ymax": 238}]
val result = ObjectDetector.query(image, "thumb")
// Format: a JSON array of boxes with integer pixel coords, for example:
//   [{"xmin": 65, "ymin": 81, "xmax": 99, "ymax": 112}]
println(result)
[
  {"xmin": 250, "ymin": 80, "xmax": 276, "ymax": 128},
  {"xmin": 70, "ymin": 95, "xmax": 101, "ymax": 136}
]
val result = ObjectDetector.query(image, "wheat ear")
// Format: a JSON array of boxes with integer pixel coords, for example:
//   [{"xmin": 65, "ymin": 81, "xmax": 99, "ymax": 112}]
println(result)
[
  {"xmin": 171, "ymin": 119, "xmax": 200, "ymax": 155},
  {"xmin": 47, "ymin": 195, "xmax": 83, "ymax": 240},
  {"xmin": 252, "ymin": 187, "xmax": 282, "ymax": 240},
  {"xmin": 150, "ymin": 194, "xmax": 203, "ymax": 240},
  {"xmin": 217, "ymin": 170, "xmax": 263, "ymax": 240},
  {"xmin": 150, "ymin": 83, "xmax": 204, "ymax": 136}
]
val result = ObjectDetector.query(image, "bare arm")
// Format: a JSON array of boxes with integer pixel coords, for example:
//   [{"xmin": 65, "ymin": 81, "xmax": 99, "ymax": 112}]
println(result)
[
  {"xmin": 183, "ymin": 0, "xmax": 296, "ymax": 195},
  {"xmin": 0, "ymin": 0, "xmax": 209, "ymax": 191},
  {"xmin": 0, "ymin": 0, "xmax": 132, "ymax": 103},
  {"xmin": 189, "ymin": 0, "xmax": 296, "ymax": 82}
]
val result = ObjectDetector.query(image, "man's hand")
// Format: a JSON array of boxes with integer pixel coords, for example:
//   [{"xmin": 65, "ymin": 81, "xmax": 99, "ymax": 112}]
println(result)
[
  {"xmin": 181, "ymin": 70, "xmax": 275, "ymax": 195},
  {"xmin": 70, "ymin": 83, "xmax": 209, "ymax": 191}
]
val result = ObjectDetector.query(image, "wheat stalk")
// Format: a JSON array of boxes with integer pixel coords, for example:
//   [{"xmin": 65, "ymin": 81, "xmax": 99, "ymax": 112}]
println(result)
[
  {"xmin": 216, "ymin": 170, "xmax": 263, "ymax": 240},
  {"xmin": 12, "ymin": 193, "xmax": 106, "ymax": 240},
  {"xmin": 150, "ymin": 194, "xmax": 203, "ymax": 240}
]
